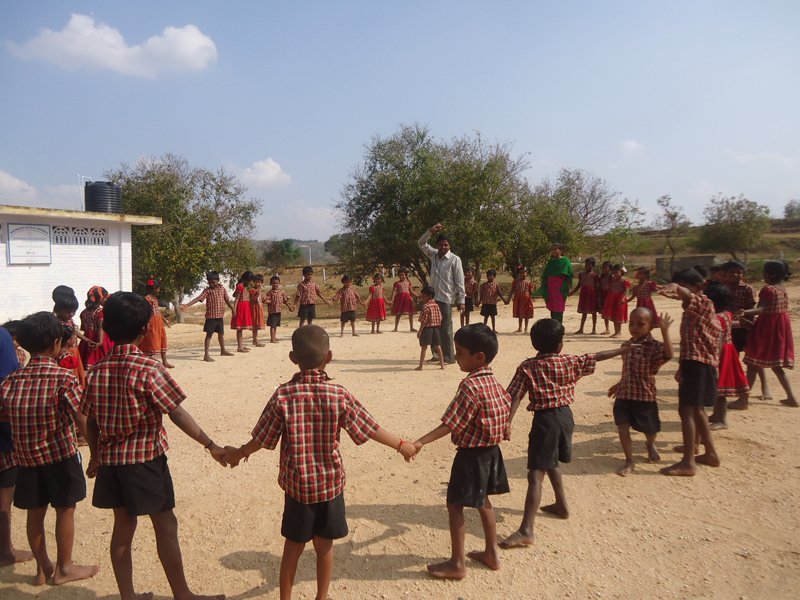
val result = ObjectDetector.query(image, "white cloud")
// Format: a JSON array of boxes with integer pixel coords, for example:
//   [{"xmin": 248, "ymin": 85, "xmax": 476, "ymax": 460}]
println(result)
[
  {"xmin": 8, "ymin": 14, "xmax": 217, "ymax": 78},
  {"xmin": 620, "ymin": 139, "xmax": 644, "ymax": 156},
  {"xmin": 0, "ymin": 172, "xmax": 85, "ymax": 210},
  {"xmin": 724, "ymin": 148, "xmax": 799, "ymax": 172},
  {"xmin": 0, "ymin": 170, "xmax": 37, "ymax": 202},
  {"xmin": 241, "ymin": 159, "xmax": 292, "ymax": 189}
]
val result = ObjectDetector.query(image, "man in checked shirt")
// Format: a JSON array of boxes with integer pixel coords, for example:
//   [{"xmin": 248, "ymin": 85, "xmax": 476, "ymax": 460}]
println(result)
[{"xmin": 223, "ymin": 325, "xmax": 416, "ymax": 600}]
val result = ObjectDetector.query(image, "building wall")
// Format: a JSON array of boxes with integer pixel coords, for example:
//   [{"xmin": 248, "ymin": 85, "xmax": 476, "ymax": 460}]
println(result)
[{"xmin": 0, "ymin": 215, "xmax": 133, "ymax": 321}]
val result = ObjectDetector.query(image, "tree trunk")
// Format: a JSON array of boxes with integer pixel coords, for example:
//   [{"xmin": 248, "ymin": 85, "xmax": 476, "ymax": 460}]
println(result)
[{"xmin": 174, "ymin": 291, "xmax": 185, "ymax": 324}]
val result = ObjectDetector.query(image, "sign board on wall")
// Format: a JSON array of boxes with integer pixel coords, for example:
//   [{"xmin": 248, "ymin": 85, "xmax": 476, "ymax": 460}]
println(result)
[{"xmin": 7, "ymin": 223, "xmax": 52, "ymax": 265}]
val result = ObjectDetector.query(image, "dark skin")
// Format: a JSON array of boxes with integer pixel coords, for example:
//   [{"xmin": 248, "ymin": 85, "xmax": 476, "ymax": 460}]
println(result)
[{"xmin": 181, "ymin": 279, "xmax": 236, "ymax": 362}]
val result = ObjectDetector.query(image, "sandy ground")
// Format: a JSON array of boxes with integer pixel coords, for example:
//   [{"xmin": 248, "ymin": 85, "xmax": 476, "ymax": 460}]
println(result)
[{"xmin": 2, "ymin": 288, "xmax": 800, "ymax": 599}]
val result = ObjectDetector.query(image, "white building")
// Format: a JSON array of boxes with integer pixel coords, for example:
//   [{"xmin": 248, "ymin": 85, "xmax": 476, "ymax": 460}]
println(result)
[{"xmin": 0, "ymin": 204, "xmax": 161, "ymax": 321}]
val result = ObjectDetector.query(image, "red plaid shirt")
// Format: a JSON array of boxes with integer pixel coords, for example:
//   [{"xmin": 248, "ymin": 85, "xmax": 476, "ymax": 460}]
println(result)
[
  {"xmin": 80, "ymin": 344, "xmax": 185, "ymax": 465},
  {"xmin": 507, "ymin": 353, "xmax": 597, "ymax": 411},
  {"xmin": 464, "ymin": 278, "xmax": 479, "ymax": 302},
  {"xmin": 15, "ymin": 347, "xmax": 27, "ymax": 367},
  {"xmin": 728, "ymin": 281, "xmax": 755, "ymax": 329},
  {"xmin": 194, "ymin": 285, "xmax": 230, "ymax": 319},
  {"xmin": 264, "ymin": 290, "xmax": 291, "ymax": 314},
  {"xmin": 718, "ymin": 312, "xmax": 733, "ymax": 346},
  {"xmin": 441, "ymin": 367, "xmax": 511, "ymax": 447},
  {"xmin": 145, "ymin": 294, "xmax": 160, "ymax": 316},
  {"xmin": 479, "ymin": 281, "xmax": 502, "ymax": 305},
  {"xmin": 81, "ymin": 306, "xmax": 103, "ymax": 337},
  {"xmin": 758, "ymin": 284, "xmax": 788, "ymax": 314},
  {"xmin": 578, "ymin": 271, "xmax": 598, "ymax": 289},
  {"xmin": 0, "ymin": 356, "xmax": 81, "ymax": 467},
  {"xmin": 296, "ymin": 280, "xmax": 324, "ymax": 305},
  {"xmin": 251, "ymin": 370, "xmax": 380, "ymax": 504},
  {"xmin": 679, "ymin": 293, "xmax": 721, "ymax": 367},
  {"xmin": 233, "ymin": 283, "xmax": 248, "ymax": 303},
  {"xmin": 512, "ymin": 278, "xmax": 533, "ymax": 298},
  {"xmin": 333, "ymin": 287, "xmax": 361, "ymax": 312},
  {"xmin": 616, "ymin": 334, "xmax": 669, "ymax": 402},
  {"xmin": 419, "ymin": 299, "xmax": 443, "ymax": 328}
]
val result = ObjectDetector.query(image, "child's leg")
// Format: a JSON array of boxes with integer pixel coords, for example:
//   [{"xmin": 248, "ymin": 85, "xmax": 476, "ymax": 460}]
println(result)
[
  {"xmin": 468, "ymin": 498, "xmax": 501, "ymax": 570},
  {"xmin": 252, "ymin": 326, "xmax": 264, "ymax": 346},
  {"xmin": 279, "ymin": 539, "xmax": 305, "ymax": 600},
  {"xmin": 427, "ymin": 503, "xmax": 467, "ymax": 579},
  {"xmin": 616, "ymin": 424, "xmax": 635, "ymax": 476},
  {"xmin": 408, "ymin": 314, "xmax": 416, "ymax": 331},
  {"xmin": 524, "ymin": 317, "xmax": 530, "ymax": 332},
  {"xmin": 160, "ymin": 350, "xmax": 175, "ymax": 369},
  {"xmin": 203, "ymin": 334, "xmax": 213, "ymax": 362},
  {"xmin": 731, "ymin": 367, "xmax": 757, "ymax": 409},
  {"xmin": 694, "ymin": 407, "xmax": 720, "ymax": 467},
  {"xmin": 0, "ymin": 484, "xmax": 32, "ymax": 565},
  {"xmin": 371, "ymin": 321, "xmax": 376, "ymax": 333},
  {"xmin": 490, "ymin": 315, "xmax": 496, "ymax": 332},
  {"xmin": 464, "ymin": 311, "xmax": 470, "ymax": 325},
  {"xmin": 26, "ymin": 506, "xmax": 53, "ymax": 585},
  {"xmin": 393, "ymin": 314, "xmax": 400, "ymax": 331},
  {"xmin": 516, "ymin": 317, "xmax": 522, "ymax": 332},
  {"xmin": 662, "ymin": 405, "xmax": 698, "ymax": 476},
  {"xmin": 52, "ymin": 505, "xmax": 98, "ymax": 585},
  {"xmin": 435, "ymin": 344, "xmax": 444, "ymax": 369},
  {"xmin": 339, "ymin": 321, "xmax": 345, "ymax": 337},
  {"xmin": 575, "ymin": 313, "xmax": 587, "ymax": 334},
  {"xmin": 236, "ymin": 329, "xmax": 249, "ymax": 352},
  {"xmin": 709, "ymin": 396, "xmax": 728, "ymax": 429},
  {"xmin": 541, "ymin": 468, "xmax": 569, "ymax": 518},
  {"xmin": 376, "ymin": 320, "xmax": 381, "ymax": 333},
  {"xmin": 110, "ymin": 507, "xmax": 141, "ymax": 600},
  {"xmin": 773, "ymin": 367, "xmax": 798, "ymax": 407},
  {"xmin": 758, "ymin": 368, "xmax": 772, "ymax": 400},
  {"xmin": 611, "ymin": 321, "xmax": 622, "ymax": 338},
  {"xmin": 351, "ymin": 321, "xmax": 358, "ymax": 336},
  {"xmin": 499, "ymin": 468, "xmax": 545, "ymax": 547},
  {"xmin": 270, "ymin": 326, "xmax": 278, "ymax": 343},
  {"xmin": 645, "ymin": 433, "xmax": 660, "ymax": 463},
  {"xmin": 217, "ymin": 332, "xmax": 232, "ymax": 356},
  {"xmin": 483, "ymin": 314, "xmax": 489, "ymax": 326},
  {"xmin": 299, "ymin": 317, "xmax": 306, "ymax": 327},
  {"xmin": 416, "ymin": 346, "xmax": 427, "ymax": 370},
  {"xmin": 603, "ymin": 316, "xmax": 609, "ymax": 334},
  {"xmin": 312, "ymin": 536, "xmax": 333, "ymax": 600},
  {"xmin": 591, "ymin": 312, "xmax": 597, "ymax": 333}
]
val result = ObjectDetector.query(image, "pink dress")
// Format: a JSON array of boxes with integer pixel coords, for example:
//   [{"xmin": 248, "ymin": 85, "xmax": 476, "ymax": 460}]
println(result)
[
  {"xmin": 602, "ymin": 278, "xmax": 630, "ymax": 323},
  {"xmin": 511, "ymin": 279, "xmax": 534, "ymax": 319},
  {"xmin": 391, "ymin": 280, "xmax": 415, "ymax": 315},
  {"xmin": 576, "ymin": 271, "xmax": 598, "ymax": 314},
  {"xmin": 366, "ymin": 285, "xmax": 387, "ymax": 322},
  {"xmin": 744, "ymin": 285, "xmax": 794, "ymax": 368},
  {"xmin": 717, "ymin": 312, "xmax": 750, "ymax": 396},
  {"xmin": 633, "ymin": 281, "xmax": 660, "ymax": 325}
]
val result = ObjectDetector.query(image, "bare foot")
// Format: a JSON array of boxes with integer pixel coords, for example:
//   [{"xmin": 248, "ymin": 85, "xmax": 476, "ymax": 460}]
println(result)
[
  {"xmin": 220, "ymin": 351, "xmax": 234, "ymax": 356},
  {"xmin": 709, "ymin": 421, "xmax": 728, "ymax": 430},
  {"xmin": 34, "ymin": 561, "xmax": 54, "ymax": 585},
  {"xmin": 163, "ymin": 362, "xmax": 175, "ymax": 369},
  {"xmin": 0, "ymin": 547, "xmax": 34, "ymax": 566},
  {"xmin": 541, "ymin": 503, "xmax": 569, "ymax": 519},
  {"xmin": 695, "ymin": 453, "xmax": 720, "ymax": 467},
  {"xmin": 573, "ymin": 329, "xmax": 584, "ymax": 335},
  {"xmin": 392, "ymin": 328, "xmax": 398, "ymax": 332},
  {"xmin": 270, "ymin": 340, "xmax": 279, "ymax": 344},
  {"xmin": 780, "ymin": 398, "xmax": 800, "ymax": 407},
  {"xmin": 647, "ymin": 446, "xmax": 661, "ymax": 463},
  {"xmin": 410, "ymin": 328, "xmax": 417, "ymax": 332},
  {"xmin": 376, "ymin": 331, "xmax": 383, "ymax": 334},
  {"xmin": 499, "ymin": 531, "xmax": 534, "ymax": 549},
  {"xmin": 661, "ymin": 461, "xmax": 696, "ymax": 476},
  {"xmin": 414, "ymin": 365, "xmax": 423, "ymax": 371},
  {"xmin": 203, "ymin": 356, "xmax": 215, "ymax": 362},
  {"xmin": 253, "ymin": 342, "xmax": 266, "ymax": 347},
  {"xmin": 352, "ymin": 333, "xmax": 359, "ymax": 337},
  {"xmin": 616, "ymin": 461, "xmax": 635, "ymax": 476},
  {"xmin": 672, "ymin": 445, "xmax": 700, "ymax": 455},
  {"xmin": 237, "ymin": 347, "xmax": 250, "ymax": 353},
  {"xmin": 610, "ymin": 333, "xmax": 621, "ymax": 339},
  {"xmin": 52, "ymin": 562, "xmax": 100, "ymax": 585},
  {"xmin": 467, "ymin": 549, "xmax": 501, "ymax": 570},
  {"xmin": 727, "ymin": 399, "xmax": 748, "ymax": 410},
  {"xmin": 133, "ymin": 594, "xmax": 153, "ymax": 600},
  {"xmin": 426, "ymin": 559, "xmax": 466, "ymax": 579}
]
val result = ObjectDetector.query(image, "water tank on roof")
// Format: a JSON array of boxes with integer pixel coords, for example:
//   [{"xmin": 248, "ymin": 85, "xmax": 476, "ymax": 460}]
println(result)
[{"xmin": 84, "ymin": 181, "xmax": 123, "ymax": 213}]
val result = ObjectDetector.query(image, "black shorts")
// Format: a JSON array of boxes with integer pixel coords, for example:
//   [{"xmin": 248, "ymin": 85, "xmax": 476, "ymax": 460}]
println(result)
[
  {"xmin": 613, "ymin": 399, "xmax": 661, "ymax": 434},
  {"xmin": 464, "ymin": 298, "xmax": 474, "ymax": 313},
  {"xmin": 14, "ymin": 454, "xmax": 86, "ymax": 509},
  {"xmin": 480, "ymin": 304, "xmax": 497, "ymax": 317},
  {"xmin": 0, "ymin": 465, "xmax": 18, "ymax": 488},
  {"xmin": 340, "ymin": 310, "xmax": 356, "ymax": 323},
  {"xmin": 93, "ymin": 454, "xmax": 175, "ymax": 516},
  {"xmin": 528, "ymin": 406, "xmax": 574, "ymax": 471},
  {"xmin": 419, "ymin": 326, "xmax": 441, "ymax": 347},
  {"xmin": 281, "ymin": 493, "xmax": 348, "ymax": 543},
  {"xmin": 678, "ymin": 360, "xmax": 718, "ymax": 407},
  {"xmin": 447, "ymin": 446, "xmax": 509, "ymax": 508},
  {"xmin": 731, "ymin": 328, "xmax": 748, "ymax": 353},
  {"xmin": 203, "ymin": 318, "xmax": 224, "ymax": 334},
  {"xmin": 267, "ymin": 313, "xmax": 282, "ymax": 328},
  {"xmin": 298, "ymin": 304, "xmax": 316, "ymax": 321}
]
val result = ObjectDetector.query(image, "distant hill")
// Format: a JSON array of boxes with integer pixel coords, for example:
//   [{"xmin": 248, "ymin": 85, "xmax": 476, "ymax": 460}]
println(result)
[{"xmin": 254, "ymin": 238, "xmax": 338, "ymax": 266}]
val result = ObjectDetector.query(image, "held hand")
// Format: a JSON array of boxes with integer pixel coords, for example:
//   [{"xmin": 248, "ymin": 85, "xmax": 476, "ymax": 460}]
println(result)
[
  {"xmin": 659, "ymin": 313, "xmax": 673, "ymax": 330},
  {"xmin": 503, "ymin": 423, "xmax": 512, "ymax": 441},
  {"xmin": 86, "ymin": 456, "xmax": 99, "ymax": 478},
  {"xmin": 608, "ymin": 383, "xmax": 619, "ymax": 398},
  {"xmin": 413, "ymin": 441, "xmax": 424, "ymax": 456},
  {"xmin": 399, "ymin": 440, "xmax": 417, "ymax": 462},
  {"xmin": 457, "ymin": 304, "xmax": 465, "ymax": 312},
  {"xmin": 223, "ymin": 445, "xmax": 242, "ymax": 468},
  {"xmin": 208, "ymin": 444, "xmax": 227, "ymax": 467}
]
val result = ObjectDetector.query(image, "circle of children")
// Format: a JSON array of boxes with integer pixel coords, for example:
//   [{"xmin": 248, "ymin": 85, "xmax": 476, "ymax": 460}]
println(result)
[{"xmin": 0, "ymin": 235, "xmax": 795, "ymax": 599}]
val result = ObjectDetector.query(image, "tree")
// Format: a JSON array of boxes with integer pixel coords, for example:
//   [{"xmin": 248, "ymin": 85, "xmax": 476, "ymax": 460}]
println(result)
[
  {"xmin": 106, "ymin": 154, "xmax": 260, "ymax": 321},
  {"xmin": 533, "ymin": 168, "xmax": 620, "ymax": 235},
  {"xmin": 655, "ymin": 195, "xmax": 691, "ymax": 276},
  {"xmin": 261, "ymin": 239, "xmax": 301, "ymax": 270},
  {"xmin": 593, "ymin": 199, "xmax": 646, "ymax": 264},
  {"xmin": 784, "ymin": 199, "xmax": 800, "ymax": 218},
  {"xmin": 324, "ymin": 233, "xmax": 356, "ymax": 262},
  {"xmin": 696, "ymin": 194, "xmax": 771, "ymax": 259}
]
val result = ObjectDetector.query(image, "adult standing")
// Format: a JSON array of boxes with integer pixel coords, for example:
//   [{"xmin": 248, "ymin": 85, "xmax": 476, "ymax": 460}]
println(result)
[
  {"xmin": 418, "ymin": 223, "xmax": 465, "ymax": 364},
  {"xmin": 535, "ymin": 243, "xmax": 573, "ymax": 323}
]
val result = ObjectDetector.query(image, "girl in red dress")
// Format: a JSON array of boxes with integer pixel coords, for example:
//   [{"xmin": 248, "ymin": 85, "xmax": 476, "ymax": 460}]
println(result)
[
  {"xmin": 230, "ymin": 271, "xmax": 254, "ymax": 352},
  {"xmin": 625, "ymin": 267, "xmax": 661, "ymax": 325},
  {"xmin": 740, "ymin": 261, "xmax": 797, "ymax": 407},
  {"xmin": 391, "ymin": 268, "xmax": 418, "ymax": 332},
  {"xmin": 570, "ymin": 257, "xmax": 598, "ymax": 334},
  {"xmin": 250, "ymin": 274, "xmax": 266, "ymax": 347},
  {"xmin": 85, "ymin": 286, "xmax": 113, "ymax": 366},
  {"xmin": 601, "ymin": 265, "xmax": 630, "ymax": 338},
  {"xmin": 138, "ymin": 278, "xmax": 174, "ymax": 368},
  {"xmin": 508, "ymin": 266, "xmax": 534, "ymax": 333},
  {"xmin": 597, "ymin": 261, "xmax": 613, "ymax": 334},
  {"xmin": 366, "ymin": 272, "xmax": 387, "ymax": 333}
]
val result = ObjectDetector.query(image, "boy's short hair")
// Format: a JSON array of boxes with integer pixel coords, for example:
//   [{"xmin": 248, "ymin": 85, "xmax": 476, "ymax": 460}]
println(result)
[
  {"xmin": 17, "ymin": 312, "xmax": 63, "ymax": 354},
  {"xmin": 585, "ymin": 257, "xmax": 596, "ymax": 266},
  {"xmin": 270, "ymin": 275, "xmax": 281, "ymax": 283},
  {"xmin": 292, "ymin": 325, "xmax": 329, "ymax": 369},
  {"xmin": 302, "ymin": 266, "xmax": 313, "ymax": 275},
  {"xmin": 530, "ymin": 318, "xmax": 564, "ymax": 353},
  {"xmin": 725, "ymin": 260, "xmax": 746, "ymax": 272},
  {"xmin": 206, "ymin": 271, "xmax": 220, "ymax": 281},
  {"xmin": 254, "ymin": 273, "xmax": 264, "ymax": 282},
  {"xmin": 486, "ymin": 269, "xmax": 497, "ymax": 277},
  {"xmin": 454, "ymin": 323, "xmax": 499, "ymax": 363},
  {"xmin": 421, "ymin": 285, "xmax": 435, "ymax": 298},
  {"xmin": 1, "ymin": 320, "xmax": 21, "ymax": 339},
  {"xmin": 705, "ymin": 282, "xmax": 734, "ymax": 312},
  {"xmin": 103, "ymin": 292, "xmax": 151, "ymax": 343},
  {"xmin": 436, "ymin": 234, "xmax": 449, "ymax": 243},
  {"xmin": 341, "ymin": 275, "xmax": 351, "ymax": 283},
  {"xmin": 692, "ymin": 264, "xmax": 708, "ymax": 279},
  {"xmin": 601, "ymin": 260, "xmax": 612, "ymax": 268},
  {"xmin": 672, "ymin": 268, "xmax": 705, "ymax": 287}
]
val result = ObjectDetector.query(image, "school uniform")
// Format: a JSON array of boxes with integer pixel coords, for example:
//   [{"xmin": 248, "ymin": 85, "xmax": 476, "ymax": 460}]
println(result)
[
  {"xmin": 366, "ymin": 284, "xmax": 387, "ymax": 322},
  {"xmin": 728, "ymin": 281, "xmax": 755, "ymax": 352},
  {"xmin": 333, "ymin": 287, "xmax": 361, "ymax": 323},
  {"xmin": 391, "ymin": 280, "xmax": 416, "ymax": 315},
  {"xmin": 613, "ymin": 334, "xmax": 669, "ymax": 433},
  {"xmin": 632, "ymin": 281, "xmax": 660, "ymax": 325},
  {"xmin": 194, "ymin": 285, "xmax": 231, "ymax": 334},
  {"xmin": 264, "ymin": 289, "xmax": 291, "ymax": 327},
  {"xmin": 717, "ymin": 312, "xmax": 750, "ymax": 397},
  {"xmin": 419, "ymin": 299, "xmax": 443, "ymax": 347},
  {"xmin": 296, "ymin": 280, "xmax": 324, "ymax": 321},
  {"xmin": 479, "ymin": 281, "xmax": 502, "ymax": 317},
  {"xmin": 464, "ymin": 279, "xmax": 479, "ymax": 314},
  {"xmin": 677, "ymin": 293, "xmax": 722, "ymax": 407},
  {"xmin": 230, "ymin": 283, "xmax": 253, "ymax": 330},
  {"xmin": 511, "ymin": 279, "xmax": 534, "ymax": 319},
  {"xmin": 744, "ymin": 284, "xmax": 794, "ymax": 369},
  {"xmin": 250, "ymin": 287, "xmax": 266, "ymax": 329},
  {"xmin": 576, "ymin": 271, "xmax": 598, "ymax": 314}
]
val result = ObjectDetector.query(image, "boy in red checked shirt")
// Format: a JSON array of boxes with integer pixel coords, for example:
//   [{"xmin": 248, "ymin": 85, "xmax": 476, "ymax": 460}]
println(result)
[
  {"xmin": 417, "ymin": 285, "xmax": 445, "ymax": 370},
  {"xmin": 332, "ymin": 275, "xmax": 365, "ymax": 337},
  {"xmin": 81, "ymin": 292, "xmax": 226, "ymax": 600},
  {"xmin": 499, "ymin": 318, "xmax": 635, "ymax": 549},
  {"xmin": 223, "ymin": 325, "xmax": 415, "ymax": 600},
  {"xmin": 0, "ymin": 312, "xmax": 98, "ymax": 586},
  {"xmin": 181, "ymin": 271, "xmax": 236, "ymax": 362},
  {"xmin": 412, "ymin": 323, "xmax": 511, "ymax": 580}
]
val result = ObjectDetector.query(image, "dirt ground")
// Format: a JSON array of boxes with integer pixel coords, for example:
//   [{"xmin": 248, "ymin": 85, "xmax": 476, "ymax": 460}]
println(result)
[{"xmin": 2, "ymin": 285, "xmax": 799, "ymax": 599}]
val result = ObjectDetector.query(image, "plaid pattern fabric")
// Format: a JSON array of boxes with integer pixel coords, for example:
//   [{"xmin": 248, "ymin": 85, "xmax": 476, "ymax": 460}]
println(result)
[
  {"xmin": 15, "ymin": 347, "xmax": 27, "ymax": 367},
  {"xmin": 370, "ymin": 284, "xmax": 385, "ymax": 300},
  {"xmin": 441, "ymin": 367, "xmax": 511, "ymax": 447},
  {"xmin": 616, "ymin": 334, "xmax": 668, "ymax": 401},
  {"xmin": 633, "ymin": 281, "xmax": 657, "ymax": 300},
  {"xmin": 679, "ymin": 293, "xmax": 721, "ymax": 366},
  {"xmin": 296, "ymin": 280, "xmax": 323, "ymax": 305},
  {"xmin": 759, "ymin": 284, "xmax": 788, "ymax": 314},
  {"xmin": 248, "ymin": 287, "xmax": 261, "ymax": 302},
  {"xmin": 145, "ymin": 294, "xmax": 160, "ymax": 316},
  {"xmin": 0, "ymin": 356, "xmax": 81, "ymax": 467},
  {"xmin": 718, "ymin": 312, "xmax": 734, "ymax": 346},
  {"xmin": 464, "ymin": 279, "xmax": 479, "ymax": 302},
  {"xmin": 729, "ymin": 281, "xmax": 756, "ymax": 329},
  {"xmin": 599, "ymin": 273, "xmax": 612, "ymax": 293},
  {"xmin": 196, "ymin": 286, "xmax": 230, "ymax": 319},
  {"xmin": 80, "ymin": 344, "xmax": 185, "ymax": 465},
  {"xmin": 507, "ymin": 353, "xmax": 597, "ymax": 411},
  {"xmin": 333, "ymin": 287, "xmax": 360, "ymax": 312},
  {"xmin": 512, "ymin": 279, "xmax": 533, "ymax": 297},
  {"xmin": 393, "ymin": 280, "xmax": 413, "ymax": 295},
  {"xmin": 233, "ymin": 283, "xmax": 248, "ymax": 302},
  {"xmin": 264, "ymin": 290, "xmax": 291, "ymax": 314},
  {"xmin": 79, "ymin": 307, "xmax": 95, "ymax": 334},
  {"xmin": 419, "ymin": 299, "xmax": 443, "ymax": 328},
  {"xmin": 479, "ymin": 281, "xmax": 502, "ymax": 305},
  {"xmin": 251, "ymin": 369, "xmax": 380, "ymax": 504},
  {"xmin": 578, "ymin": 271, "xmax": 597, "ymax": 289},
  {"xmin": 81, "ymin": 306, "xmax": 103, "ymax": 337},
  {"xmin": 610, "ymin": 277, "xmax": 630, "ymax": 294}
]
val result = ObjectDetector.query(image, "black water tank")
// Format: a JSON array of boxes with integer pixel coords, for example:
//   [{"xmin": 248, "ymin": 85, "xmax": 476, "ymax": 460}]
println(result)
[{"xmin": 84, "ymin": 181, "xmax": 123, "ymax": 213}]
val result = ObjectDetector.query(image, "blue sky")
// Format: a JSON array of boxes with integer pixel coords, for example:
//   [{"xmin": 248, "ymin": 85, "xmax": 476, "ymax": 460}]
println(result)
[{"xmin": 1, "ymin": 1, "xmax": 798, "ymax": 241}]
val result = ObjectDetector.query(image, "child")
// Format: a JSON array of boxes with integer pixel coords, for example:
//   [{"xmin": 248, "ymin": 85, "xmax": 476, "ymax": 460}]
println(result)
[
  {"xmin": 658, "ymin": 268, "xmax": 722, "ymax": 476},
  {"xmin": 499, "ymin": 319, "xmax": 634, "ymax": 548},
  {"xmin": 294, "ymin": 266, "xmax": 330, "ymax": 327},
  {"xmin": 741, "ymin": 260, "xmax": 797, "ymax": 407},
  {"xmin": 231, "ymin": 271, "xmax": 255, "ymax": 352},
  {"xmin": 709, "ymin": 264, "xmax": 726, "ymax": 284},
  {"xmin": 263, "ymin": 275, "xmax": 294, "ymax": 343},
  {"xmin": 412, "ymin": 324, "xmax": 511, "ymax": 579},
  {"xmin": 391, "ymin": 268, "xmax": 417, "ymax": 332},
  {"xmin": 704, "ymin": 283, "xmax": 749, "ymax": 428},
  {"xmin": 461, "ymin": 268, "xmax": 479, "ymax": 327},
  {"xmin": 601, "ymin": 264, "xmax": 630, "ymax": 338},
  {"xmin": 597, "ymin": 261, "xmax": 613, "ymax": 335},
  {"xmin": 52, "ymin": 286, "xmax": 91, "ymax": 380},
  {"xmin": 181, "ymin": 271, "xmax": 236, "ymax": 362},
  {"xmin": 138, "ymin": 277, "xmax": 174, "ymax": 368},
  {"xmin": 625, "ymin": 267, "xmax": 661, "ymax": 325},
  {"xmin": 78, "ymin": 290, "xmax": 101, "ymax": 365},
  {"xmin": 250, "ymin": 273, "xmax": 266, "ymax": 347},
  {"xmin": 607, "ymin": 308, "xmax": 673, "ymax": 476},
  {"xmin": 222, "ymin": 325, "xmax": 415, "ymax": 600},
  {"xmin": 2, "ymin": 320, "xmax": 28, "ymax": 367},
  {"xmin": 0, "ymin": 312, "xmax": 98, "ymax": 585},
  {"xmin": 478, "ymin": 269, "xmax": 506, "ymax": 332},
  {"xmin": 333, "ymin": 275, "xmax": 365, "ymax": 337},
  {"xmin": 57, "ymin": 325, "xmax": 86, "ymax": 388},
  {"xmin": 508, "ymin": 266, "xmax": 534, "ymax": 333},
  {"xmin": 81, "ymin": 292, "xmax": 226, "ymax": 600},
  {"xmin": 366, "ymin": 272, "xmax": 387, "ymax": 334},
  {"xmin": 417, "ymin": 285, "xmax": 445, "ymax": 370},
  {"xmin": 85, "ymin": 286, "xmax": 114, "ymax": 366},
  {"xmin": 570, "ymin": 257, "xmax": 598, "ymax": 335}
]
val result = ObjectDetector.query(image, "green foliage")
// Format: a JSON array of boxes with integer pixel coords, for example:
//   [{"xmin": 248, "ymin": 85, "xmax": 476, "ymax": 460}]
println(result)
[
  {"xmin": 592, "ymin": 199, "xmax": 646, "ymax": 264},
  {"xmin": 696, "ymin": 194, "xmax": 771, "ymax": 259},
  {"xmin": 324, "ymin": 233, "xmax": 356, "ymax": 261},
  {"xmin": 655, "ymin": 194, "xmax": 691, "ymax": 275},
  {"xmin": 784, "ymin": 200, "xmax": 800, "ymax": 218},
  {"xmin": 534, "ymin": 168, "xmax": 620, "ymax": 236},
  {"xmin": 261, "ymin": 239, "xmax": 302, "ymax": 269}
]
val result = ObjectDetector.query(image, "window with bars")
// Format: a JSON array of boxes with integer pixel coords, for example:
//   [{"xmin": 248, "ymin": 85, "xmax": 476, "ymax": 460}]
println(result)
[{"xmin": 50, "ymin": 226, "xmax": 108, "ymax": 245}]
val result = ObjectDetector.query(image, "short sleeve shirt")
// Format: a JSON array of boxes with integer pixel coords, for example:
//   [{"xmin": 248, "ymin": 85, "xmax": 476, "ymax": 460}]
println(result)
[
  {"xmin": 264, "ymin": 290, "xmax": 290, "ymax": 314},
  {"xmin": 507, "ymin": 353, "xmax": 597, "ymax": 411},
  {"xmin": 464, "ymin": 279, "xmax": 479, "ymax": 301},
  {"xmin": 297, "ymin": 280, "xmax": 323, "ymax": 305},
  {"xmin": 419, "ymin": 299, "xmax": 443, "ymax": 328},
  {"xmin": 332, "ymin": 287, "xmax": 360, "ymax": 312},
  {"xmin": 728, "ymin": 281, "xmax": 755, "ymax": 329},
  {"xmin": 679, "ymin": 293, "xmax": 721, "ymax": 367},
  {"xmin": 479, "ymin": 281, "xmax": 502, "ymax": 305},
  {"xmin": 196, "ymin": 286, "xmax": 230, "ymax": 319},
  {"xmin": 617, "ymin": 334, "xmax": 669, "ymax": 401},
  {"xmin": 441, "ymin": 367, "xmax": 511, "ymax": 447}
]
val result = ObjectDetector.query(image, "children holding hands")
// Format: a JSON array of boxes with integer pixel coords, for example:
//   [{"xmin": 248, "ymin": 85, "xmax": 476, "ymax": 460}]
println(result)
[
  {"xmin": 417, "ymin": 285, "xmax": 445, "ymax": 370},
  {"xmin": 181, "ymin": 271, "xmax": 236, "ymax": 362},
  {"xmin": 332, "ymin": 275, "xmax": 365, "ymax": 337}
]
